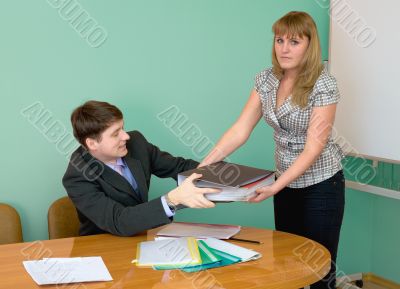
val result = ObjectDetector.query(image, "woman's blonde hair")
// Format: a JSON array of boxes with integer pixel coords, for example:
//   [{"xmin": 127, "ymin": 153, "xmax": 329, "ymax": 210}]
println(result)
[{"xmin": 272, "ymin": 11, "xmax": 323, "ymax": 108}]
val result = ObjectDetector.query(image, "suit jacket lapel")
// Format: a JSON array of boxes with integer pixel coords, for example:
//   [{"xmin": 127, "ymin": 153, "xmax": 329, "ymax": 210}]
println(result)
[
  {"xmin": 101, "ymin": 166, "xmax": 143, "ymax": 202},
  {"xmin": 80, "ymin": 147, "xmax": 143, "ymax": 203},
  {"xmin": 123, "ymin": 157, "xmax": 149, "ymax": 202}
]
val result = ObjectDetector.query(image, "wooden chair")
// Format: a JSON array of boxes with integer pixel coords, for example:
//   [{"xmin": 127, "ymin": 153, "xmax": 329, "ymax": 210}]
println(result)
[
  {"xmin": 48, "ymin": 196, "xmax": 80, "ymax": 239},
  {"xmin": 0, "ymin": 203, "xmax": 23, "ymax": 244}
]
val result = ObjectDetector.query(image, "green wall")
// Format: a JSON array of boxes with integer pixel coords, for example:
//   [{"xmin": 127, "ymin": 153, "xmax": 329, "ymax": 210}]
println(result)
[
  {"xmin": 371, "ymin": 195, "xmax": 400, "ymax": 281},
  {"xmin": 0, "ymin": 0, "xmax": 398, "ymax": 283},
  {"xmin": 341, "ymin": 158, "xmax": 400, "ymax": 282}
]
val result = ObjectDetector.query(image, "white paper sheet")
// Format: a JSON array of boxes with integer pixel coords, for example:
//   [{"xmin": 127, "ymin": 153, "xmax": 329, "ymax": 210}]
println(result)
[{"xmin": 23, "ymin": 256, "xmax": 113, "ymax": 285}]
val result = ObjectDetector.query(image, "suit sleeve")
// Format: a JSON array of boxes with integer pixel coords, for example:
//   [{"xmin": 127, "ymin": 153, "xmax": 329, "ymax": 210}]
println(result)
[{"xmin": 62, "ymin": 164, "xmax": 172, "ymax": 237}]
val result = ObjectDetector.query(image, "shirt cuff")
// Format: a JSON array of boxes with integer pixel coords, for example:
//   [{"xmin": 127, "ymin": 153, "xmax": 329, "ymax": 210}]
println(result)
[{"xmin": 161, "ymin": 196, "xmax": 175, "ymax": 217}]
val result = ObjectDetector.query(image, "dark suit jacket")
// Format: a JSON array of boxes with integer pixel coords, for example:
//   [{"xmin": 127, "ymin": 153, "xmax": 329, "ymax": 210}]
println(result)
[{"xmin": 62, "ymin": 130, "xmax": 198, "ymax": 236}]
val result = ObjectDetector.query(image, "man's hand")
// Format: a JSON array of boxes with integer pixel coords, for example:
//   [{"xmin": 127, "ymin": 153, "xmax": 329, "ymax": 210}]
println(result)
[
  {"xmin": 168, "ymin": 173, "xmax": 220, "ymax": 208},
  {"xmin": 247, "ymin": 185, "xmax": 279, "ymax": 203}
]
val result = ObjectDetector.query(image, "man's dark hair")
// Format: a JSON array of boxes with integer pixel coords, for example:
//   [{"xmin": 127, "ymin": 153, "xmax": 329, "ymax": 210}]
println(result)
[{"xmin": 71, "ymin": 100, "xmax": 123, "ymax": 147}]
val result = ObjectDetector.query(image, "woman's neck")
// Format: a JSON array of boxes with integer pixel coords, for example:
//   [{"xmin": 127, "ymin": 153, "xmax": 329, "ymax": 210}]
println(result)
[{"xmin": 282, "ymin": 69, "xmax": 299, "ymax": 81}]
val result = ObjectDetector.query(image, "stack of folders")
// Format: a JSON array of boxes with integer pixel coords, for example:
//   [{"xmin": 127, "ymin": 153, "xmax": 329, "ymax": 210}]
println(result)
[
  {"xmin": 133, "ymin": 237, "xmax": 261, "ymax": 272},
  {"xmin": 178, "ymin": 161, "xmax": 275, "ymax": 201}
]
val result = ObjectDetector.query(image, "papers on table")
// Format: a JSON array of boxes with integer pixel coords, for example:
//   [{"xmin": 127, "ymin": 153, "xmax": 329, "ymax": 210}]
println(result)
[
  {"xmin": 23, "ymin": 257, "xmax": 112, "ymax": 285},
  {"xmin": 154, "ymin": 240, "xmax": 222, "ymax": 270},
  {"xmin": 156, "ymin": 222, "xmax": 241, "ymax": 239},
  {"xmin": 134, "ymin": 236, "xmax": 262, "ymax": 272},
  {"xmin": 133, "ymin": 237, "xmax": 201, "ymax": 267},
  {"xmin": 203, "ymin": 238, "xmax": 261, "ymax": 262}
]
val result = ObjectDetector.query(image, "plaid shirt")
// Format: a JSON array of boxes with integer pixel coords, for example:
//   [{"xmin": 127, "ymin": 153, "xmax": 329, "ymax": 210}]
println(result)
[{"xmin": 255, "ymin": 67, "xmax": 345, "ymax": 188}]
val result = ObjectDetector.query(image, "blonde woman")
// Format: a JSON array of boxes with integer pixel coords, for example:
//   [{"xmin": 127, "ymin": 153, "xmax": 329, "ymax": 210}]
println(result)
[{"xmin": 200, "ymin": 11, "xmax": 345, "ymax": 289}]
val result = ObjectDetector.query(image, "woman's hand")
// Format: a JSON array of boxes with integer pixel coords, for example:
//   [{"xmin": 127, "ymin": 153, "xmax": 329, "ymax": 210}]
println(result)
[{"xmin": 247, "ymin": 185, "xmax": 279, "ymax": 203}]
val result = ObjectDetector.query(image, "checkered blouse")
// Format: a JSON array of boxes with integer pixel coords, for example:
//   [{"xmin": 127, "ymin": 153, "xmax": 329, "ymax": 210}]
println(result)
[{"xmin": 255, "ymin": 67, "xmax": 345, "ymax": 188}]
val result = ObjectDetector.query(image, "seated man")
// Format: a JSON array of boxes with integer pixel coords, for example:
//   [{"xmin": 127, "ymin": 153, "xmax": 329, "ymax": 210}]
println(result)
[{"xmin": 62, "ymin": 100, "xmax": 219, "ymax": 236}]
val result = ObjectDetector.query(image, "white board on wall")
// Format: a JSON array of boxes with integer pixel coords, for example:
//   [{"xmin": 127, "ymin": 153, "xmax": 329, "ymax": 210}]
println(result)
[{"xmin": 329, "ymin": 0, "xmax": 399, "ymax": 162}]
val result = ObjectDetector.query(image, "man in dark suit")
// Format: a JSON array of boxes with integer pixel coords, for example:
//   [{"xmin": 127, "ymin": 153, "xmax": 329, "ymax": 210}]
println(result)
[{"xmin": 62, "ymin": 100, "xmax": 219, "ymax": 236}]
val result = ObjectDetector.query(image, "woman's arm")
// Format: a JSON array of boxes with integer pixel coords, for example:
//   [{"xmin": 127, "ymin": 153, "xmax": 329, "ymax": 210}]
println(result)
[
  {"xmin": 249, "ymin": 103, "xmax": 338, "ymax": 202},
  {"xmin": 199, "ymin": 89, "xmax": 263, "ymax": 167}
]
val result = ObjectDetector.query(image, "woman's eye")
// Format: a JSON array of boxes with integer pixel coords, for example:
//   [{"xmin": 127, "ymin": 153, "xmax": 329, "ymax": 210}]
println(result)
[
  {"xmin": 276, "ymin": 38, "xmax": 283, "ymax": 44},
  {"xmin": 290, "ymin": 40, "xmax": 299, "ymax": 45}
]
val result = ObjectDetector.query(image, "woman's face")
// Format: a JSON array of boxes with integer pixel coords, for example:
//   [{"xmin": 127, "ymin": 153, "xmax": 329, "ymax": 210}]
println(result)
[{"xmin": 274, "ymin": 34, "xmax": 309, "ymax": 73}]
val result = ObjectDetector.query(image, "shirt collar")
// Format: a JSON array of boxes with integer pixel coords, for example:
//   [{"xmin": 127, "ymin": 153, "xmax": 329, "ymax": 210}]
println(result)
[
  {"xmin": 115, "ymin": 157, "xmax": 124, "ymax": 166},
  {"xmin": 106, "ymin": 157, "xmax": 125, "ymax": 169}
]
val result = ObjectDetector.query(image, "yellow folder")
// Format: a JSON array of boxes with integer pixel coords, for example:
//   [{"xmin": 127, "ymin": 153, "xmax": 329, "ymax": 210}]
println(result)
[{"xmin": 132, "ymin": 237, "xmax": 201, "ymax": 267}]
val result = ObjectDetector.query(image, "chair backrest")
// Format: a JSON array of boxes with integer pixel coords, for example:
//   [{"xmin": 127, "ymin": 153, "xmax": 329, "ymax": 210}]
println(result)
[
  {"xmin": 48, "ymin": 196, "xmax": 80, "ymax": 239},
  {"xmin": 0, "ymin": 203, "xmax": 23, "ymax": 244}
]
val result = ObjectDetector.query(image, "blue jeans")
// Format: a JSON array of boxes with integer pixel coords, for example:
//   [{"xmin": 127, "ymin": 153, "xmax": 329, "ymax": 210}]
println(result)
[{"xmin": 274, "ymin": 170, "xmax": 345, "ymax": 289}]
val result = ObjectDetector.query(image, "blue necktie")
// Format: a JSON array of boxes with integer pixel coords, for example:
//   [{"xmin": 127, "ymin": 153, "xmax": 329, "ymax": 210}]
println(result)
[{"xmin": 115, "ymin": 163, "xmax": 141, "ymax": 200}]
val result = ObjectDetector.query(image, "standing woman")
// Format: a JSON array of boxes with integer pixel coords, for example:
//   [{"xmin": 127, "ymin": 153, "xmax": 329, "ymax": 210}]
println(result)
[{"xmin": 200, "ymin": 11, "xmax": 345, "ymax": 289}]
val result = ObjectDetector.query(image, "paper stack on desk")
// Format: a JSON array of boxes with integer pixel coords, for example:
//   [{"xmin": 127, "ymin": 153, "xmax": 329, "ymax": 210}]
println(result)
[
  {"xmin": 23, "ymin": 257, "xmax": 112, "ymax": 285},
  {"xmin": 133, "ymin": 237, "xmax": 261, "ymax": 272},
  {"xmin": 178, "ymin": 161, "xmax": 274, "ymax": 201},
  {"xmin": 156, "ymin": 222, "xmax": 241, "ymax": 239},
  {"xmin": 154, "ymin": 239, "xmax": 224, "ymax": 271},
  {"xmin": 133, "ymin": 237, "xmax": 202, "ymax": 267},
  {"xmin": 203, "ymin": 238, "xmax": 261, "ymax": 262}
]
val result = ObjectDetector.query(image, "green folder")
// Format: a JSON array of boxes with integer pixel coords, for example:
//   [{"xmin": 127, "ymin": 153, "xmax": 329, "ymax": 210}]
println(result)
[{"xmin": 181, "ymin": 245, "xmax": 241, "ymax": 273}]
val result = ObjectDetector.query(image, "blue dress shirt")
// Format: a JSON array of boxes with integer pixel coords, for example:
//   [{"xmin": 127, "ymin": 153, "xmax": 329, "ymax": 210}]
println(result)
[{"xmin": 106, "ymin": 158, "xmax": 174, "ymax": 217}]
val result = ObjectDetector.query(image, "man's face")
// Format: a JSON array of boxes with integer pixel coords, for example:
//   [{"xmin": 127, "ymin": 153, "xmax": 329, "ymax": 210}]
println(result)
[{"xmin": 86, "ymin": 119, "xmax": 130, "ymax": 163}]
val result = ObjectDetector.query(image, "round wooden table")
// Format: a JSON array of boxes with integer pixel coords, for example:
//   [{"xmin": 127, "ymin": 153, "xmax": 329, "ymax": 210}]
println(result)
[{"xmin": 0, "ymin": 226, "xmax": 331, "ymax": 288}]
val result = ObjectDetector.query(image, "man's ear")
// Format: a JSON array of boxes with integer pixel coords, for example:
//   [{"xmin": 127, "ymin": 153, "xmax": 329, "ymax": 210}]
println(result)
[{"xmin": 85, "ymin": 137, "xmax": 98, "ymax": 151}]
